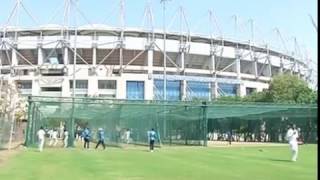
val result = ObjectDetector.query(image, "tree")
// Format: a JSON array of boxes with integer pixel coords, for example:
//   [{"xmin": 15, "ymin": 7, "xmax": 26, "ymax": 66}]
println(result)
[
  {"xmin": 242, "ymin": 90, "xmax": 272, "ymax": 102},
  {"xmin": 269, "ymin": 73, "xmax": 317, "ymax": 103},
  {"xmin": 215, "ymin": 73, "xmax": 317, "ymax": 104}
]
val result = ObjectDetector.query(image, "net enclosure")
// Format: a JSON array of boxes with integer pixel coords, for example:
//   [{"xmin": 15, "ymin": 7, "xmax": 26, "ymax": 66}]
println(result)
[{"xmin": 24, "ymin": 96, "xmax": 318, "ymax": 147}]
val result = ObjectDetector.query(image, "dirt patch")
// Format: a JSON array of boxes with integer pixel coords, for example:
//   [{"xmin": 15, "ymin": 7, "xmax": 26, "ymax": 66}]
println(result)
[{"xmin": 0, "ymin": 143, "xmax": 24, "ymax": 168}]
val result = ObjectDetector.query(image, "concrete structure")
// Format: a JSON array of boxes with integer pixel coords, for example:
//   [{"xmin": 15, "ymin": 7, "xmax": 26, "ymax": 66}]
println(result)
[{"xmin": 0, "ymin": 0, "xmax": 313, "ymax": 101}]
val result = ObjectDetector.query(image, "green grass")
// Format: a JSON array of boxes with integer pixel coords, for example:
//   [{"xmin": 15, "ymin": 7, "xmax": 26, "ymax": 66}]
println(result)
[{"xmin": 0, "ymin": 144, "xmax": 317, "ymax": 180}]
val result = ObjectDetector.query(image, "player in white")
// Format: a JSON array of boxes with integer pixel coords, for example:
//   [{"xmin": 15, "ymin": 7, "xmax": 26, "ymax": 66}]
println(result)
[
  {"xmin": 37, "ymin": 126, "xmax": 46, "ymax": 152},
  {"xmin": 125, "ymin": 129, "xmax": 131, "ymax": 144},
  {"xmin": 48, "ymin": 129, "xmax": 53, "ymax": 139},
  {"xmin": 286, "ymin": 124, "xmax": 299, "ymax": 162},
  {"xmin": 49, "ymin": 129, "xmax": 58, "ymax": 146},
  {"xmin": 63, "ymin": 129, "xmax": 69, "ymax": 148}
]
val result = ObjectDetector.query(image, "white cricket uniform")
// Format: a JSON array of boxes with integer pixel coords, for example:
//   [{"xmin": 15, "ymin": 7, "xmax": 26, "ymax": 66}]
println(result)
[
  {"xmin": 64, "ymin": 131, "xmax": 69, "ymax": 148},
  {"xmin": 125, "ymin": 131, "xmax": 131, "ymax": 144},
  {"xmin": 37, "ymin": 129, "xmax": 46, "ymax": 152},
  {"xmin": 49, "ymin": 131, "xmax": 58, "ymax": 146},
  {"xmin": 48, "ymin": 130, "xmax": 53, "ymax": 139},
  {"xmin": 286, "ymin": 128, "xmax": 299, "ymax": 161}
]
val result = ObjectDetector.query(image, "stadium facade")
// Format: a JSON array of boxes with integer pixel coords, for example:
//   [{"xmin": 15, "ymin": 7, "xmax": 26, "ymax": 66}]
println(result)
[
  {"xmin": 0, "ymin": 1, "xmax": 313, "ymax": 101},
  {"xmin": 0, "ymin": 26, "xmax": 312, "ymax": 101}
]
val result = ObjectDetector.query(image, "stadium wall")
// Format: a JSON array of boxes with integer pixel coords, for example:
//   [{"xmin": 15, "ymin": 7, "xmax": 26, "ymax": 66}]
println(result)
[{"xmin": 0, "ymin": 27, "xmax": 309, "ymax": 101}]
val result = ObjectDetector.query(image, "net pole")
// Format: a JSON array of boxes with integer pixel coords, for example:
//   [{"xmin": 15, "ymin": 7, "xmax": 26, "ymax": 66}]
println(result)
[
  {"xmin": 68, "ymin": 8, "xmax": 78, "ymax": 147},
  {"xmin": 202, "ymin": 101, "xmax": 208, "ymax": 146},
  {"xmin": 8, "ymin": 93, "xmax": 17, "ymax": 150},
  {"xmin": 156, "ymin": 112, "xmax": 162, "ymax": 147},
  {"xmin": 24, "ymin": 97, "xmax": 32, "ymax": 146},
  {"xmin": 31, "ymin": 104, "xmax": 37, "ymax": 145}
]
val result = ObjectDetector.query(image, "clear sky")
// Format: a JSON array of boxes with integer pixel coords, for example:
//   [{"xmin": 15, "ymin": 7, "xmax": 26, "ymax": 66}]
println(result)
[{"xmin": 0, "ymin": 0, "xmax": 318, "ymax": 81}]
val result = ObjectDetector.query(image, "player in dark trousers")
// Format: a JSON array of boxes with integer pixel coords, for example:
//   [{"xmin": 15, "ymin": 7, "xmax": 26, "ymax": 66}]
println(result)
[
  {"xmin": 95, "ymin": 128, "xmax": 106, "ymax": 150},
  {"xmin": 82, "ymin": 127, "xmax": 91, "ymax": 149},
  {"xmin": 148, "ymin": 128, "xmax": 157, "ymax": 152},
  {"xmin": 228, "ymin": 130, "xmax": 232, "ymax": 145}
]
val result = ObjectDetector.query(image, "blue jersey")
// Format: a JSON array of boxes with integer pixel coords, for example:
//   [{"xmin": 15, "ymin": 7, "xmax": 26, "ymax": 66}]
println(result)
[
  {"xmin": 148, "ymin": 130, "xmax": 157, "ymax": 141},
  {"xmin": 82, "ymin": 129, "xmax": 91, "ymax": 139},
  {"xmin": 97, "ymin": 130, "xmax": 105, "ymax": 140}
]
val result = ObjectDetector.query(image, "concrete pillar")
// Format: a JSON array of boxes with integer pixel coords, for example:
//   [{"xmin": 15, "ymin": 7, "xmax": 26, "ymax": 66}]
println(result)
[
  {"xmin": 210, "ymin": 80, "xmax": 219, "ymax": 100},
  {"xmin": 147, "ymin": 45, "xmax": 154, "ymax": 75},
  {"xmin": 181, "ymin": 80, "xmax": 187, "ymax": 101},
  {"xmin": 87, "ymin": 76, "xmax": 98, "ymax": 97},
  {"xmin": 279, "ymin": 56, "xmax": 284, "ymax": 74},
  {"xmin": 116, "ymin": 79, "xmax": 126, "ymax": 99},
  {"xmin": 239, "ymin": 83, "xmax": 246, "ymax": 97},
  {"xmin": 179, "ymin": 46, "xmax": 185, "ymax": 72},
  {"xmin": 210, "ymin": 53, "xmax": 215, "ymax": 74},
  {"xmin": 11, "ymin": 48, "xmax": 18, "ymax": 66},
  {"xmin": 31, "ymin": 79, "xmax": 40, "ymax": 96},
  {"xmin": 37, "ymin": 46, "xmax": 43, "ymax": 65},
  {"xmin": 212, "ymin": 81, "xmax": 218, "ymax": 99},
  {"xmin": 145, "ymin": 78, "xmax": 153, "ymax": 100},
  {"xmin": 11, "ymin": 47, "xmax": 18, "ymax": 76},
  {"xmin": 61, "ymin": 77, "xmax": 70, "ymax": 97},
  {"xmin": 64, "ymin": 47, "xmax": 69, "ymax": 65},
  {"xmin": 254, "ymin": 57, "xmax": 258, "ymax": 78},
  {"xmin": 92, "ymin": 43, "xmax": 97, "ymax": 66},
  {"xmin": 236, "ymin": 55, "xmax": 241, "ymax": 79},
  {"xmin": 180, "ymin": 51, "xmax": 185, "ymax": 70},
  {"xmin": 267, "ymin": 57, "xmax": 272, "ymax": 77}
]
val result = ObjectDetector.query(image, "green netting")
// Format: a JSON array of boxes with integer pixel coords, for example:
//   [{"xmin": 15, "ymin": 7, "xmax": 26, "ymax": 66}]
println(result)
[
  {"xmin": 0, "ymin": 115, "xmax": 11, "ymax": 149},
  {"xmin": 24, "ymin": 96, "xmax": 318, "ymax": 147}
]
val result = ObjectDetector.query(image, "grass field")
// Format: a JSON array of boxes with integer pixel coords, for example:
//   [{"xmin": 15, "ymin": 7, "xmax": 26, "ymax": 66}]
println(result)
[{"xmin": 0, "ymin": 144, "xmax": 317, "ymax": 180}]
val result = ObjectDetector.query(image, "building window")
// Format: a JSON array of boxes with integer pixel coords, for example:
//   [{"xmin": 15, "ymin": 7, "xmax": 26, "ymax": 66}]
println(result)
[
  {"xmin": 98, "ymin": 80, "xmax": 116, "ymax": 89},
  {"xmin": 126, "ymin": 81, "xmax": 144, "ymax": 100},
  {"xmin": 41, "ymin": 87, "xmax": 62, "ymax": 91},
  {"xmin": 154, "ymin": 80, "xmax": 181, "ymax": 101},
  {"xmin": 99, "ymin": 94, "xmax": 116, "ymax": 98},
  {"xmin": 17, "ymin": 80, "xmax": 32, "ymax": 89},
  {"xmin": 70, "ymin": 80, "xmax": 88, "ymax": 89},
  {"xmin": 186, "ymin": 81, "xmax": 210, "ymax": 101},
  {"xmin": 246, "ymin": 87, "xmax": 256, "ymax": 95},
  {"xmin": 43, "ymin": 49, "xmax": 64, "ymax": 64},
  {"xmin": 218, "ymin": 83, "xmax": 238, "ymax": 96}
]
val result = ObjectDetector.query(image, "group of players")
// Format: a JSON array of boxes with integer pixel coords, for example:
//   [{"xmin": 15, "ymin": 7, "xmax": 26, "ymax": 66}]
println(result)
[
  {"xmin": 37, "ymin": 126, "xmax": 158, "ymax": 152},
  {"xmin": 36, "ymin": 127, "xmax": 69, "ymax": 152},
  {"xmin": 37, "ymin": 124, "xmax": 298, "ymax": 161}
]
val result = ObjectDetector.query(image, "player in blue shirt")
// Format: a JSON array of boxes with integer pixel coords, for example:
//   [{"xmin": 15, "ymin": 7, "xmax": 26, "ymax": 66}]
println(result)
[
  {"xmin": 82, "ymin": 127, "xmax": 91, "ymax": 149},
  {"xmin": 148, "ymin": 128, "xmax": 157, "ymax": 152},
  {"xmin": 95, "ymin": 128, "xmax": 106, "ymax": 150}
]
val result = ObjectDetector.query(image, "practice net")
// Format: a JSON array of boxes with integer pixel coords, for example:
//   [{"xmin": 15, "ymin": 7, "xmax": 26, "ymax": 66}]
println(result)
[{"xmin": 24, "ymin": 96, "xmax": 318, "ymax": 147}]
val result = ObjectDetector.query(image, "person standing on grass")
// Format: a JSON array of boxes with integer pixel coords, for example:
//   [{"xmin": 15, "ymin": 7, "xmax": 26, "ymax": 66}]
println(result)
[
  {"xmin": 49, "ymin": 128, "xmax": 58, "ymax": 146},
  {"xmin": 37, "ymin": 126, "xmax": 46, "ymax": 152},
  {"xmin": 82, "ymin": 127, "xmax": 91, "ymax": 149},
  {"xmin": 286, "ymin": 124, "xmax": 299, "ymax": 162},
  {"xmin": 125, "ymin": 128, "xmax": 131, "ymax": 144},
  {"xmin": 227, "ymin": 130, "xmax": 232, "ymax": 145},
  {"xmin": 95, "ymin": 128, "xmax": 106, "ymax": 150},
  {"xmin": 63, "ymin": 129, "xmax": 69, "ymax": 148},
  {"xmin": 148, "ymin": 128, "xmax": 157, "ymax": 152}
]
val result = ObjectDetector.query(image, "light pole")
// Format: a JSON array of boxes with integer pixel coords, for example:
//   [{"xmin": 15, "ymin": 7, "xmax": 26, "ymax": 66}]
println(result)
[{"xmin": 161, "ymin": 0, "xmax": 170, "ymax": 101}]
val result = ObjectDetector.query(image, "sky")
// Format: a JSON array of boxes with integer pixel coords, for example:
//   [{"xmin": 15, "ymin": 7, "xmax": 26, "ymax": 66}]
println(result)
[{"xmin": 0, "ymin": 0, "xmax": 318, "ymax": 83}]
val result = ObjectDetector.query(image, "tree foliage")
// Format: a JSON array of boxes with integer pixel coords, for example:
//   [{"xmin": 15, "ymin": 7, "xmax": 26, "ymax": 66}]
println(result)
[
  {"xmin": 269, "ymin": 74, "xmax": 317, "ymax": 103},
  {"xmin": 216, "ymin": 73, "xmax": 317, "ymax": 104}
]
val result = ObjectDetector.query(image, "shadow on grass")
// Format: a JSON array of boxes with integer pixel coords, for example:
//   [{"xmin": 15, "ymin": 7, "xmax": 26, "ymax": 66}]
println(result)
[{"xmin": 268, "ymin": 158, "xmax": 292, "ymax": 162}]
